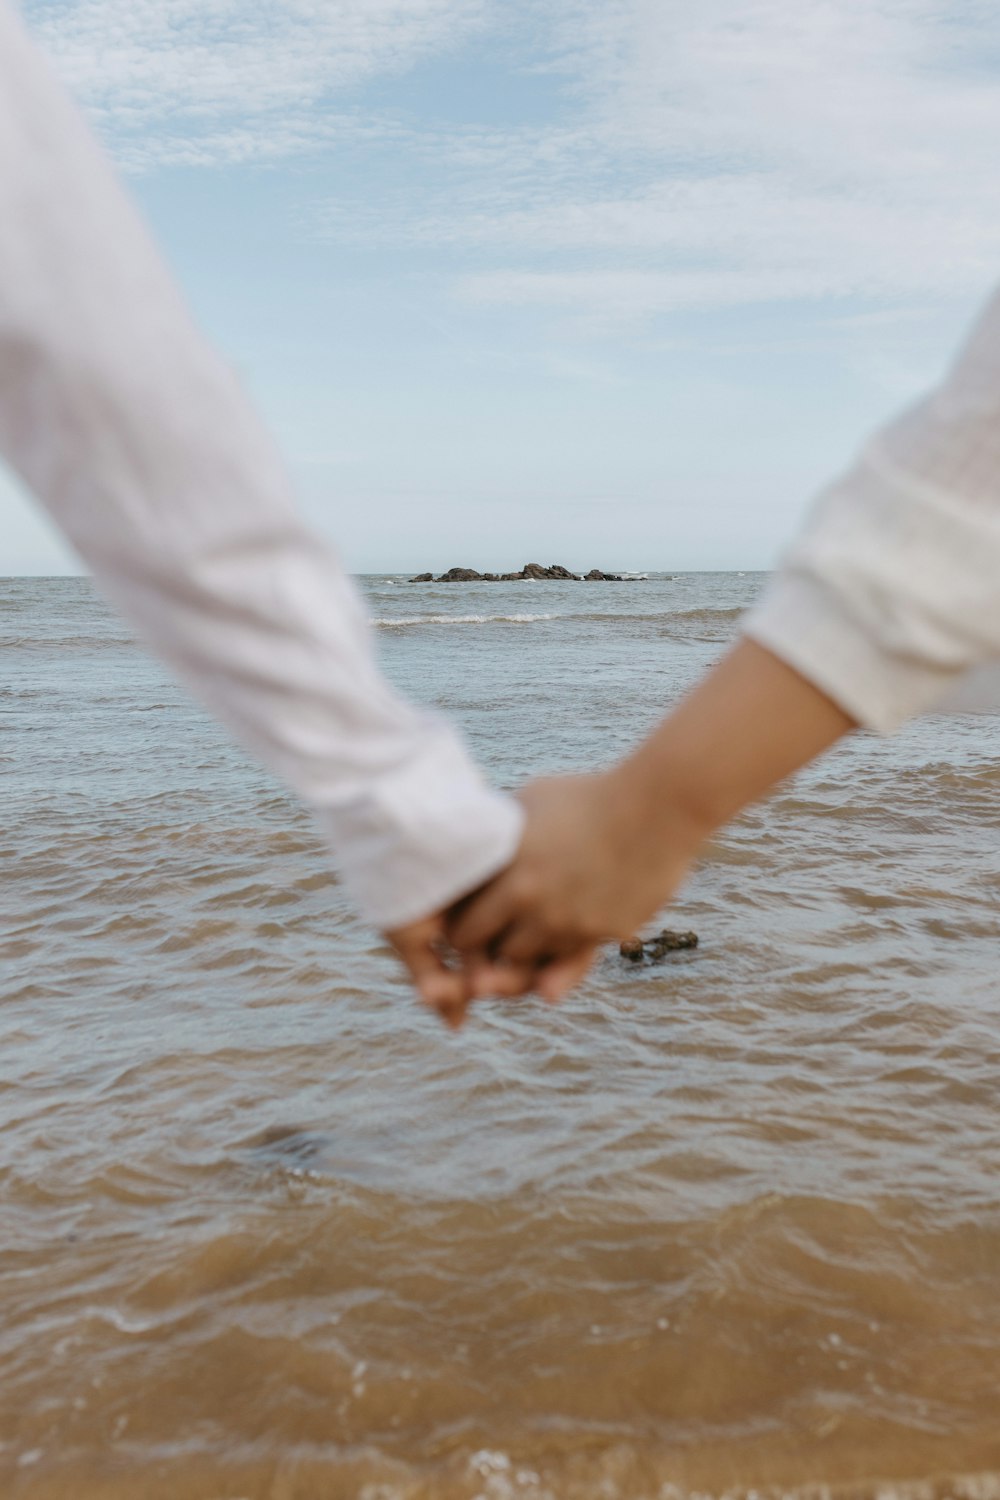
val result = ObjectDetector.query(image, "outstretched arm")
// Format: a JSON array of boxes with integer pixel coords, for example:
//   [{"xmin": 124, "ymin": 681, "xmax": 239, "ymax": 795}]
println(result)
[
  {"xmin": 448, "ymin": 639, "xmax": 854, "ymax": 993},
  {"xmin": 0, "ymin": 0, "xmax": 522, "ymax": 1010}
]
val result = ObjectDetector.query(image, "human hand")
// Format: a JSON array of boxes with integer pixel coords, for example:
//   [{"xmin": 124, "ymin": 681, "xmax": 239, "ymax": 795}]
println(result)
[
  {"xmin": 446, "ymin": 768, "xmax": 707, "ymax": 991},
  {"xmin": 385, "ymin": 911, "xmax": 474, "ymax": 1029},
  {"xmin": 446, "ymin": 639, "xmax": 856, "ymax": 991},
  {"xmin": 385, "ymin": 909, "xmax": 541, "ymax": 1029},
  {"xmin": 436, "ymin": 640, "xmax": 857, "ymax": 1009}
]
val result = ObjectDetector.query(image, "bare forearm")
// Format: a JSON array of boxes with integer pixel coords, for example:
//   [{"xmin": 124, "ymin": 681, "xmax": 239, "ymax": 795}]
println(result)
[{"xmin": 609, "ymin": 637, "xmax": 857, "ymax": 843}]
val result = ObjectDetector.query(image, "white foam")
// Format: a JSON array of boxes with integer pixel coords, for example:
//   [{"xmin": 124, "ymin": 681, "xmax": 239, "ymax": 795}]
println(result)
[{"xmin": 374, "ymin": 613, "xmax": 557, "ymax": 627}]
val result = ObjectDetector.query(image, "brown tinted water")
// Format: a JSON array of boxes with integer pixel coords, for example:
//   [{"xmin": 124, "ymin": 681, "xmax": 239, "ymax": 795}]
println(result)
[{"xmin": 2, "ymin": 575, "xmax": 1000, "ymax": 1499}]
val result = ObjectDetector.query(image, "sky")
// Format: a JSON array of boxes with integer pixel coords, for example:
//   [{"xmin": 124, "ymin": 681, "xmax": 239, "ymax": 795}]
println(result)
[{"xmin": 5, "ymin": 0, "xmax": 1000, "ymax": 574}]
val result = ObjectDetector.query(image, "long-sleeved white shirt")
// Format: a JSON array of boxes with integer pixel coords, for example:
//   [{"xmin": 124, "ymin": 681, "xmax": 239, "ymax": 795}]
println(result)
[
  {"xmin": 745, "ymin": 289, "xmax": 1000, "ymax": 732},
  {"xmin": 0, "ymin": 0, "xmax": 523, "ymax": 930}
]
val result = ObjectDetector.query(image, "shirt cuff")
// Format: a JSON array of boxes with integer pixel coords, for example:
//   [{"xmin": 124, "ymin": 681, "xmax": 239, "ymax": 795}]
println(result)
[
  {"xmin": 743, "ymin": 570, "xmax": 967, "ymax": 734},
  {"xmin": 312, "ymin": 727, "xmax": 525, "ymax": 930}
]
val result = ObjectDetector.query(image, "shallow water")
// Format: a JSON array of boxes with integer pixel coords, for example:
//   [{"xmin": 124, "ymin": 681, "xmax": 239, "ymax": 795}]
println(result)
[{"xmin": 2, "ymin": 573, "xmax": 1000, "ymax": 1499}]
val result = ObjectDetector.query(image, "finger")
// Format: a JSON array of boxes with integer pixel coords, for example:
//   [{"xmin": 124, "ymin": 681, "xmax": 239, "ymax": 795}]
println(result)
[
  {"xmin": 447, "ymin": 876, "xmax": 521, "ymax": 953},
  {"xmin": 389, "ymin": 923, "xmax": 467, "ymax": 1013},
  {"xmin": 494, "ymin": 916, "xmax": 567, "ymax": 968},
  {"xmin": 435, "ymin": 995, "xmax": 471, "ymax": 1031},
  {"xmin": 535, "ymin": 945, "xmax": 599, "ymax": 1005},
  {"xmin": 421, "ymin": 979, "xmax": 472, "ymax": 1032},
  {"xmin": 464, "ymin": 954, "xmax": 538, "ymax": 1000}
]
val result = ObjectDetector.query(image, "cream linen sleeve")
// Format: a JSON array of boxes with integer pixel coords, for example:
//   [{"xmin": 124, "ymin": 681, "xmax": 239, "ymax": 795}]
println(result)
[
  {"xmin": 0, "ymin": 0, "xmax": 522, "ymax": 929},
  {"xmin": 745, "ymin": 285, "xmax": 1000, "ymax": 733}
]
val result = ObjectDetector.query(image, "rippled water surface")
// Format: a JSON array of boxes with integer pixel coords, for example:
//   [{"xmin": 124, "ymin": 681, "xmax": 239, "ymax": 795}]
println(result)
[{"xmin": 2, "ymin": 573, "xmax": 1000, "ymax": 1499}]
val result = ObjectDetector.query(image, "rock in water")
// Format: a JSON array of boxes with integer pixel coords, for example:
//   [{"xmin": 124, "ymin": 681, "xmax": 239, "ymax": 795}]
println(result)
[
  {"xmin": 521, "ymin": 562, "xmax": 582, "ymax": 580},
  {"xmin": 620, "ymin": 929, "xmax": 699, "ymax": 964},
  {"xmin": 408, "ymin": 563, "xmax": 636, "ymax": 581}
]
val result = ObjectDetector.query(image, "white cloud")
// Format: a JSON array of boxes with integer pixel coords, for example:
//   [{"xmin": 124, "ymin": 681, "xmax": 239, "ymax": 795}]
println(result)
[
  {"xmin": 25, "ymin": 0, "xmax": 487, "ymax": 166},
  {"xmin": 27, "ymin": 0, "xmax": 1000, "ymax": 316},
  {"xmin": 320, "ymin": 0, "xmax": 1000, "ymax": 319},
  {"xmin": 447, "ymin": 170, "xmax": 1000, "ymax": 318}
]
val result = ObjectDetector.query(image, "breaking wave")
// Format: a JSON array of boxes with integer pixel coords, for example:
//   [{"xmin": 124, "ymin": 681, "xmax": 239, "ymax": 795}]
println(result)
[
  {"xmin": 373, "ymin": 606, "xmax": 745, "ymax": 629},
  {"xmin": 374, "ymin": 612, "xmax": 558, "ymax": 627}
]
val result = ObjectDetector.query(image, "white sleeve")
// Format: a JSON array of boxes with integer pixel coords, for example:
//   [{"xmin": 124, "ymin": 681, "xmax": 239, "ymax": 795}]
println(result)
[
  {"xmin": 744, "ymin": 284, "xmax": 1000, "ymax": 732},
  {"xmin": 0, "ymin": 0, "xmax": 522, "ymax": 928}
]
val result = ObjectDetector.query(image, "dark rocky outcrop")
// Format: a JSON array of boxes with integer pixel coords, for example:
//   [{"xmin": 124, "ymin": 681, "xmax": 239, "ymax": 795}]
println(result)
[
  {"xmin": 407, "ymin": 562, "xmax": 642, "ymax": 582},
  {"xmin": 437, "ymin": 567, "xmax": 485, "ymax": 582},
  {"xmin": 522, "ymin": 562, "xmax": 581, "ymax": 581},
  {"xmin": 620, "ymin": 929, "xmax": 699, "ymax": 964},
  {"xmin": 410, "ymin": 561, "xmax": 637, "ymax": 582}
]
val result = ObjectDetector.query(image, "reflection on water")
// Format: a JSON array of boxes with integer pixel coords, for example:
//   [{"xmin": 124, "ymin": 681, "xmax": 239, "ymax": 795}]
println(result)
[{"xmin": 2, "ymin": 574, "xmax": 999, "ymax": 1498}]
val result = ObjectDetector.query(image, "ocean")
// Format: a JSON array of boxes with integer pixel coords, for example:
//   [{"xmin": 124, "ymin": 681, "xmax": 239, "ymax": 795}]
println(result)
[{"xmin": 2, "ymin": 571, "xmax": 1000, "ymax": 1499}]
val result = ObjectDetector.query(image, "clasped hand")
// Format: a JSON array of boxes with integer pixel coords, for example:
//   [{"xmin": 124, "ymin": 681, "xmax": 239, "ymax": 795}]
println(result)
[
  {"xmin": 388, "ymin": 642, "xmax": 859, "ymax": 1022},
  {"xmin": 388, "ymin": 767, "xmax": 704, "ymax": 1028}
]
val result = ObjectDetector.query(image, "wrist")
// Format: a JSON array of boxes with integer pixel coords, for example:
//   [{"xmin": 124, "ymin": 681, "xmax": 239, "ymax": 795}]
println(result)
[
  {"xmin": 608, "ymin": 639, "xmax": 854, "ymax": 853},
  {"xmin": 600, "ymin": 751, "xmax": 716, "ymax": 862}
]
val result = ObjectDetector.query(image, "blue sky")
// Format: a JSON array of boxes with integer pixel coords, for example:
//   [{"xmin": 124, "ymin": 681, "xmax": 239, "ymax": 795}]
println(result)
[{"xmin": 5, "ymin": 0, "xmax": 1000, "ymax": 574}]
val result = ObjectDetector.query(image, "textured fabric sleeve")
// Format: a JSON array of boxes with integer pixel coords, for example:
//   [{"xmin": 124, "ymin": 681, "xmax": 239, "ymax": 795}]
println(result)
[
  {"xmin": 0, "ymin": 0, "xmax": 522, "ymax": 928},
  {"xmin": 745, "ymin": 284, "xmax": 1000, "ymax": 732}
]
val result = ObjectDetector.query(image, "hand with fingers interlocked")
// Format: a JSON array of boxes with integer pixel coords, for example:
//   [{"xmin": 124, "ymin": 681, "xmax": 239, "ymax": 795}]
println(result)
[{"xmin": 391, "ymin": 640, "xmax": 857, "ymax": 1030}]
